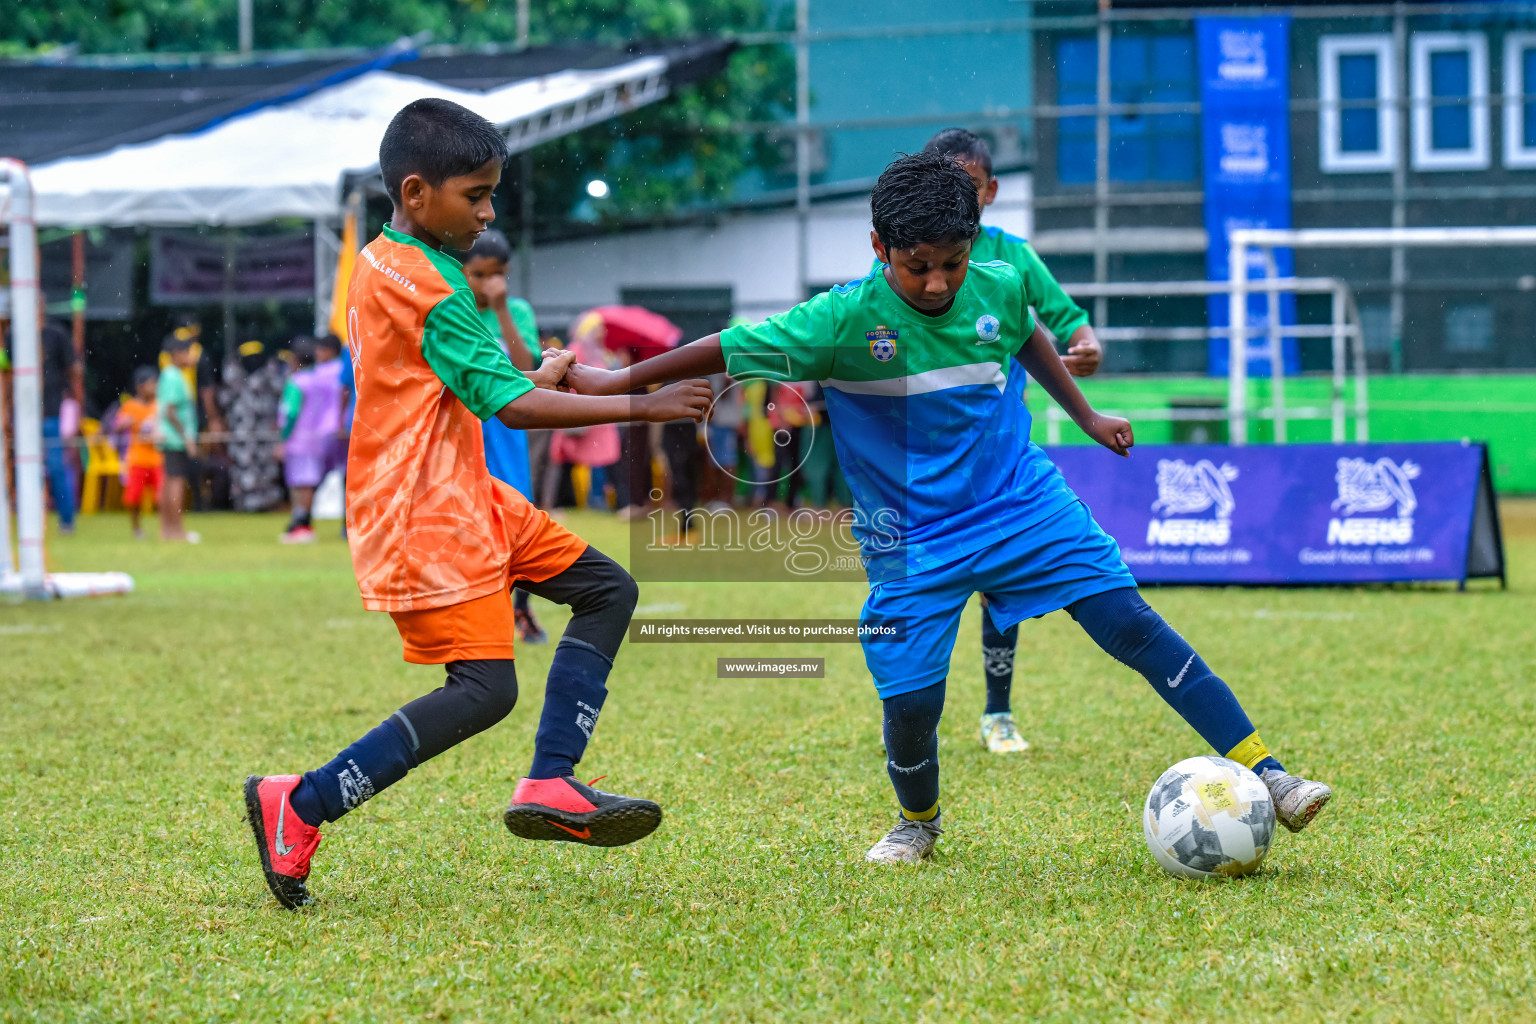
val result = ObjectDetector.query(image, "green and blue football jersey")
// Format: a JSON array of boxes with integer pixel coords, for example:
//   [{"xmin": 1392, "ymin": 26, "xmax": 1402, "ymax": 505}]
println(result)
[{"xmin": 720, "ymin": 261, "xmax": 1080, "ymax": 581}]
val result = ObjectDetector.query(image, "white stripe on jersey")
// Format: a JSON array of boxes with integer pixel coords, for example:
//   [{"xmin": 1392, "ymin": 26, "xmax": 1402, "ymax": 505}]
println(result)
[{"xmin": 821, "ymin": 361, "xmax": 1007, "ymax": 397}]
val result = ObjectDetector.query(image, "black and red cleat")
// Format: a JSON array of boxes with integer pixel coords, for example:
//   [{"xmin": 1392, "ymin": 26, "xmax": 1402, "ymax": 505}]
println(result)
[
  {"xmin": 244, "ymin": 775, "xmax": 322, "ymax": 909},
  {"xmin": 504, "ymin": 776, "xmax": 662, "ymax": 847}
]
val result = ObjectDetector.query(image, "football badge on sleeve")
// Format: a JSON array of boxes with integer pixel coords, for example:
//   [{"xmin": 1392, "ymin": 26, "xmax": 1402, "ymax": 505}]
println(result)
[{"xmin": 866, "ymin": 325, "xmax": 899, "ymax": 362}]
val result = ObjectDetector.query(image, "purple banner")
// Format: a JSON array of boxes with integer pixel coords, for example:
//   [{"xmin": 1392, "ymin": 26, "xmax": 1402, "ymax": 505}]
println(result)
[
  {"xmin": 1048, "ymin": 442, "xmax": 1485, "ymax": 584},
  {"xmin": 150, "ymin": 230, "xmax": 315, "ymax": 305}
]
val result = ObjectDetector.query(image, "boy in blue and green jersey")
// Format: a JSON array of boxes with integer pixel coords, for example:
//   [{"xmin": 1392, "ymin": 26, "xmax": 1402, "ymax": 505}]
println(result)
[
  {"xmin": 916, "ymin": 127, "xmax": 1108, "ymax": 754},
  {"xmin": 566, "ymin": 152, "xmax": 1332, "ymax": 863}
]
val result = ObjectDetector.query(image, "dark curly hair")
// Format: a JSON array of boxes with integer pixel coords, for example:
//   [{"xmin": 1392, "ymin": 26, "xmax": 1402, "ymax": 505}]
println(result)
[{"xmin": 870, "ymin": 151, "xmax": 981, "ymax": 253}]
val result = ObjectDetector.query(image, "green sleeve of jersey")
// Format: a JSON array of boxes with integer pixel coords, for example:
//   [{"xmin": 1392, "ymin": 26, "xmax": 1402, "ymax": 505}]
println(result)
[
  {"xmin": 421, "ymin": 288, "xmax": 535, "ymax": 421},
  {"xmin": 1008, "ymin": 240, "xmax": 1089, "ymax": 341},
  {"xmin": 718, "ymin": 291, "xmax": 837, "ymax": 383},
  {"xmin": 279, "ymin": 380, "xmax": 302, "ymax": 439}
]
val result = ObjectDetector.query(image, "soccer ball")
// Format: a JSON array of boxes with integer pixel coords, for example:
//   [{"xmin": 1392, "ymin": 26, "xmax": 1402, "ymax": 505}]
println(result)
[{"xmin": 1142, "ymin": 755, "xmax": 1275, "ymax": 879}]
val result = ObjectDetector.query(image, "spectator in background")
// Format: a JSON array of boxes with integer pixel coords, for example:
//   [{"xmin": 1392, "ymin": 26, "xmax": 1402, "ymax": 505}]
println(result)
[
  {"xmin": 462, "ymin": 230, "xmax": 539, "ymax": 495},
  {"xmin": 221, "ymin": 340, "xmax": 287, "ymax": 512},
  {"xmin": 701, "ymin": 372, "xmax": 743, "ymax": 509},
  {"xmin": 115, "ymin": 366, "xmax": 162, "ymax": 539},
  {"xmin": 157, "ymin": 332, "xmax": 200, "ymax": 543},
  {"xmin": 37, "ymin": 301, "xmax": 82, "ymax": 534},
  {"xmin": 543, "ymin": 314, "xmax": 620, "ymax": 511},
  {"xmin": 277, "ymin": 335, "xmax": 346, "ymax": 544},
  {"xmin": 461, "ymin": 229, "xmax": 548, "ymax": 642},
  {"xmin": 328, "ymin": 333, "xmax": 354, "ymax": 540}
]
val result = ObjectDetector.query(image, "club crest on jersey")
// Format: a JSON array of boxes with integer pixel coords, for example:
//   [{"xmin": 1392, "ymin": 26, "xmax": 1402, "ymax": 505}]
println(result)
[
  {"xmin": 866, "ymin": 325, "xmax": 899, "ymax": 362},
  {"xmin": 975, "ymin": 314, "xmax": 1001, "ymax": 342}
]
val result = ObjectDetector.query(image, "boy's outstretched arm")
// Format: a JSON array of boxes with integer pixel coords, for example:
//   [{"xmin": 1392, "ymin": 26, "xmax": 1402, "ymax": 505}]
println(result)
[
  {"xmin": 564, "ymin": 335, "xmax": 727, "ymax": 396},
  {"xmin": 496, "ymin": 378, "xmax": 711, "ymax": 430},
  {"xmin": 1015, "ymin": 322, "xmax": 1133, "ymax": 457}
]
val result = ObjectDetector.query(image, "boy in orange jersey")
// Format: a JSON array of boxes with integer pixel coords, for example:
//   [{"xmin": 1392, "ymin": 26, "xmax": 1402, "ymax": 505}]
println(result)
[
  {"xmin": 244, "ymin": 98, "xmax": 712, "ymax": 909},
  {"xmin": 115, "ymin": 366, "xmax": 163, "ymax": 538}
]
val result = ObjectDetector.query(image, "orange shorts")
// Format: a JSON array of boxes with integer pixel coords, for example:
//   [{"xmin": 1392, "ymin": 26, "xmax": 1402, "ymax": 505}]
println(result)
[{"xmin": 389, "ymin": 506, "xmax": 588, "ymax": 664}]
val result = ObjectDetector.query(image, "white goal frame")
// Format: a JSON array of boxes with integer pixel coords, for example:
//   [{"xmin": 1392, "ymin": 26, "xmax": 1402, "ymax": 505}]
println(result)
[{"xmin": 2, "ymin": 159, "xmax": 133, "ymax": 600}]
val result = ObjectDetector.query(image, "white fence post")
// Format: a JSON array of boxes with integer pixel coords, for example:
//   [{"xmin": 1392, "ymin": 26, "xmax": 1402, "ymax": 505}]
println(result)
[
  {"xmin": 1263, "ymin": 246, "xmax": 1285, "ymax": 443},
  {"xmin": 1227, "ymin": 235, "xmax": 1248, "ymax": 446}
]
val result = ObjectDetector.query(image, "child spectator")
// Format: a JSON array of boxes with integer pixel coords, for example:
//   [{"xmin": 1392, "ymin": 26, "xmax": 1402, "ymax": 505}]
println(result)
[
  {"xmin": 542, "ymin": 314, "xmax": 620, "ymax": 510},
  {"xmin": 277, "ymin": 335, "xmax": 347, "ymax": 543},
  {"xmin": 115, "ymin": 366, "xmax": 162, "ymax": 539},
  {"xmin": 461, "ymin": 229, "xmax": 549, "ymax": 641},
  {"xmin": 157, "ymin": 332, "xmax": 200, "ymax": 543}
]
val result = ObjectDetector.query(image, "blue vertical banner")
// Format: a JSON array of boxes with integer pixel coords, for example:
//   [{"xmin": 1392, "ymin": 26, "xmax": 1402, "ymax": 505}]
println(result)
[{"xmin": 1198, "ymin": 16, "xmax": 1299, "ymax": 377}]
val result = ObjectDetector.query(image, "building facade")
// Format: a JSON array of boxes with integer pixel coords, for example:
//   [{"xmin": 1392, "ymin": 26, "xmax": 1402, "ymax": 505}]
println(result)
[{"xmin": 1033, "ymin": 0, "xmax": 1536, "ymax": 374}]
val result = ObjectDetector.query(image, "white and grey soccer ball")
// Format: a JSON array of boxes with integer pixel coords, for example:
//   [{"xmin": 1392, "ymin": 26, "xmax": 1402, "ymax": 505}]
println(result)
[{"xmin": 1143, "ymin": 756, "xmax": 1275, "ymax": 879}]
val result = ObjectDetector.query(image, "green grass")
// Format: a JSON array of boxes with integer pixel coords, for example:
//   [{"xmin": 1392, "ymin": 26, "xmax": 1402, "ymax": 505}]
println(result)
[{"xmin": 3, "ymin": 504, "xmax": 1535, "ymax": 1022}]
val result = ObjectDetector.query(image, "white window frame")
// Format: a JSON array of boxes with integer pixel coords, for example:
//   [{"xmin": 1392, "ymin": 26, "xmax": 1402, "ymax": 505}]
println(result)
[
  {"xmin": 1411, "ymin": 31, "xmax": 1490, "ymax": 171},
  {"xmin": 1504, "ymin": 33, "xmax": 1536, "ymax": 168},
  {"xmin": 1320, "ymin": 35, "xmax": 1398, "ymax": 173}
]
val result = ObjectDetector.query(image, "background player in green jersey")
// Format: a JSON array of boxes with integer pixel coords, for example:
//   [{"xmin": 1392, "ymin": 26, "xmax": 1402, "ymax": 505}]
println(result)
[{"xmin": 920, "ymin": 128, "xmax": 1107, "ymax": 755}]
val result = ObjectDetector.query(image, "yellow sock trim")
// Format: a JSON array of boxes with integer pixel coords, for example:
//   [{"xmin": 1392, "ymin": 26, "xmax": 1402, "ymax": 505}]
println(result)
[
  {"xmin": 901, "ymin": 800, "xmax": 940, "ymax": 822},
  {"xmin": 1225, "ymin": 731, "xmax": 1271, "ymax": 770}
]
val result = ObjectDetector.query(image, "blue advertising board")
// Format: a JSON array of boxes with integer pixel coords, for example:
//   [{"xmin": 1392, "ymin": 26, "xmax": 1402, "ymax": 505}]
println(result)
[
  {"xmin": 1049, "ymin": 442, "xmax": 1502, "ymax": 585},
  {"xmin": 1197, "ymin": 16, "xmax": 1299, "ymax": 377}
]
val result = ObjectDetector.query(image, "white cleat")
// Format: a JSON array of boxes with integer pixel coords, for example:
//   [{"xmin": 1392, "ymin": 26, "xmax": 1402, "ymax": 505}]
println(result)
[
  {"xmin": 1260, "ymin": 768, "xmax": 1333, "ymax": 833},
  {"xmin": 865, "ymin": 815, "xmax": 943, "ymax": 864},
  {"xmin": 979, "ymin": 712, "xmax": 1029, "ymax": 754}
]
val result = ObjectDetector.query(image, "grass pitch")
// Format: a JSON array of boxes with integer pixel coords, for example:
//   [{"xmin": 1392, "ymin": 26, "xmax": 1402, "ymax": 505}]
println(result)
[{"xmin": 3, "ymin": 502, "xmax": 1534, "ymax": 1022}]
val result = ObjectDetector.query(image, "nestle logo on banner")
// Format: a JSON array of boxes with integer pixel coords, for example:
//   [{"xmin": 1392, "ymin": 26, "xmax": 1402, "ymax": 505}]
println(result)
[
  {"xmin": 1148, "ymin": 459, "xmax": 1240, "ymax": 546},
  {"xmin": 1219, "ymin": 123, "xmax": 1269, "ymax": 178},
  {"xmin": 1217, "ymin": 29, "xmax": 1268, "ymax": 82},
  {"xmin": 1327, "ymin": 458, "xmax": 1420, "ymax": 545}
]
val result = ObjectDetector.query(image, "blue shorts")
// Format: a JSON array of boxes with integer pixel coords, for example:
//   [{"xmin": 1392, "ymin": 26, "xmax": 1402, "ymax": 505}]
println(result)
[{"xmin": 860, "ymin": 499, "xmax": 1137, "ymax": 699}]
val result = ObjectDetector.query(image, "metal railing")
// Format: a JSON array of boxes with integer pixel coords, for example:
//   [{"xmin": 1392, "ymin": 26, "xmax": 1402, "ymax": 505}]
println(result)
[
  {"xmin": 1040, "ymin": 277, "xmax": 1368, "ymax": 446},
  {"xmin": 1228, "ymin": 226, "xmax": 1536, "ymax": 443}
]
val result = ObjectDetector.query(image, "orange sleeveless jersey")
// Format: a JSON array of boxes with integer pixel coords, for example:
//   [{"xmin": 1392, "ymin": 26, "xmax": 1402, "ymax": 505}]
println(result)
[{"xmin": 344, "ymin": 226, "xmax": 540, "ymax": 612}]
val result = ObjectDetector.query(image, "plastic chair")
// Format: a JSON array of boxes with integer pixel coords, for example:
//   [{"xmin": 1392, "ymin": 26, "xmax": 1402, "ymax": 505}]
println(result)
[{"xmin": 78, "ymin": 418, "xmax": 124, "ymax": 514}]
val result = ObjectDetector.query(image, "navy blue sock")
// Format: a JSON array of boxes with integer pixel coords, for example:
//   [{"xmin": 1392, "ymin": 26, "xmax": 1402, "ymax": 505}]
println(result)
[
  {"xmin": 882, "ymin": 679, "xmax": 946, "ymax": 821},
  {"xmin": 289, "ymin": 717, "xmax": 419, "ymax": 827},
  {"xmin": 528, "ymin": 637, "xmax": 612, "ymax": 779},
  {"xmin": 1068, "ymin": 588, "xmax": 1285, "ymax": 776},
  {"xmin": 980, "ymin": 608, "xmax": 1019, "ymax": 715}
]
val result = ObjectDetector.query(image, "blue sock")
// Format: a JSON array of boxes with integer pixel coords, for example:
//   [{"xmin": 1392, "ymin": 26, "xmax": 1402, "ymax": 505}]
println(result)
[
  {"xmin": 882, "ymin": 679, "xmax": 945, "ymax": 821},
  {"xmin": 980, "ymin": 608, "xmax": 1019, "ymax": 715},
  {"xmin": 289, "ymin": 717, "xmax": 419, "ymax": 827},
  {"xmin": 528, "ymin": 637, "xmax": 612, "ymax": 779},
  {"xmin": 1068, "ymin": 588, "xmax": 1285, "ymax": 776}
]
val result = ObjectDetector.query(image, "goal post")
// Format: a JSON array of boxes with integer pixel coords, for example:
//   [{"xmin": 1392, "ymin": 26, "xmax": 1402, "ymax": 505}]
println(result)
[
  {"xmin": 1, "ymin": 158, "xmax": 47, "ymax": 598},
  {"xmin": 2, "ymin": 158, "xmax": 133, "ymax": 600}
]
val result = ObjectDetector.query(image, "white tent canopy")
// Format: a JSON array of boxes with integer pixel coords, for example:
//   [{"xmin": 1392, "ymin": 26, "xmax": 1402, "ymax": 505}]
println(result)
[{"xmin": 18, "ymin": 55, "xmax": 668, "ymax": 228}]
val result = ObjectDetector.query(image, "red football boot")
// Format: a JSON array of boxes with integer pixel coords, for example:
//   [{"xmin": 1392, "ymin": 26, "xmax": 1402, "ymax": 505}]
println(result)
[
  {"xmin": 504, "ymin": 775, "xmax": 662, "ymax": 847},
  {"xmin": 244, "ymin": 775, "xmax": 323, "ymax": 909}
]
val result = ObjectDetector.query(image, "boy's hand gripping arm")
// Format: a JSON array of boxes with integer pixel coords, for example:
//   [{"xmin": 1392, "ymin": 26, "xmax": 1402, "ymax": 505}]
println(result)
[
  {"xmin": 1015, "ymin": 322, "xmax": 1133, "ymax": 457},
  {"xmin": 564, "ymin": 335, "xmax": 727, "ymax": 396}
]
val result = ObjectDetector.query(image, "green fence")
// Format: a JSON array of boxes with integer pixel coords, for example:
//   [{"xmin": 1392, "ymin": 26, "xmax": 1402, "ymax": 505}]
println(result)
[{"xmin": 1028, "ymin": 372, "xmax": 1536, "ymax": 493}]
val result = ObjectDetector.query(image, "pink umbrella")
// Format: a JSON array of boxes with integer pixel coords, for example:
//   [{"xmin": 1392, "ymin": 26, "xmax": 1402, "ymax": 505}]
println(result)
[{"xmin": 585, "ymin": 305, "xmax": 684, "ymax": 360}]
